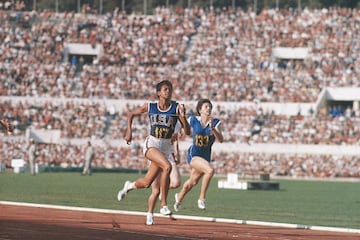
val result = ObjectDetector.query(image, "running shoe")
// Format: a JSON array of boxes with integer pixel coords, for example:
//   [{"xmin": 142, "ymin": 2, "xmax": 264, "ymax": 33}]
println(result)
[
  {"xmin": 117, "ymin": 181, "xmax": 131, "ymax": 201},
  {"xmin": 197, "ymin": 199, "xmax": 206, "ymax": 210},
  {"xmin": 173, "ymin": 193, "xmax": 181, "ymax": 212},
  {"xmin": 146, "ymin": 213, "xmax": 154, "ymax": 225},
  {"xmin": 160, "ymin": 206, "xmax": 172, "ymax": 215}
]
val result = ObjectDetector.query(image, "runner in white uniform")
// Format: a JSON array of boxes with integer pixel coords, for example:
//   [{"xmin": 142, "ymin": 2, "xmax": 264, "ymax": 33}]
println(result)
[{"xmin": 117, "ymin": 80, "xmax": 190, "ymax": 222}]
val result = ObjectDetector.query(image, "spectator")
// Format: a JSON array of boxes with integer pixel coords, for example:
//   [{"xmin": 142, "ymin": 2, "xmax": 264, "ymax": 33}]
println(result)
[
  {"xmin": 27, "ymin": 138, "xmax": 37, "ymax": 175},
  {"xmin": 82, "ymin": 141, "xmax": 95, "ymax": 175}
]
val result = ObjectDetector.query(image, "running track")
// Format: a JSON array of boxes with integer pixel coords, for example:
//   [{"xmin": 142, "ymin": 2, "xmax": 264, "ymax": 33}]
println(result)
[{"xmin": 0, "ymin": 202, "xmax": 359, "ymax": 240}]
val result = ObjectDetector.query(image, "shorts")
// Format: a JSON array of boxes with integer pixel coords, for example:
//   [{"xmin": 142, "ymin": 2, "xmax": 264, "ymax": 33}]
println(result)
[
  {"xmin": 143, "ymin": 135, "xmax": 175, "ymax": 165},
  {"xmin": 186, "ymin": 146, "xmax": 193, "ymax": 165},
  {"xmin": 186, "ymin": 145, "xmax": 211, "ymax": 165}
]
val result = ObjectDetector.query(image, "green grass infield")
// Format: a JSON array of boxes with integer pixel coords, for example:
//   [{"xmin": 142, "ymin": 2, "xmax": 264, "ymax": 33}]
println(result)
[{"xmin": 0, "ymin": 172, "xmax": 359, "ymax": 229}]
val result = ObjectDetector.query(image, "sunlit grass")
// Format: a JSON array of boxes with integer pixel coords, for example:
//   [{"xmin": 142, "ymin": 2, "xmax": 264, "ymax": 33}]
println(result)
[{"xmin": 0, "ymin": 172, "xmax": 359, "ymax": 229}]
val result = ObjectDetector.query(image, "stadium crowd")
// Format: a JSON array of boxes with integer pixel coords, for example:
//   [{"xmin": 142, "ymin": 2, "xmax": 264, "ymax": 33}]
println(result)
[
  {"xmin": 1, "ymin": 99, "xmax": 359, "ymax": 145},
  {"xmin": 0, "ymin": 5, "xmax": 359, "ymax": 178},
  {"xmin": 1, "ymin": 6, "xmax": 360, "ymax": 101},
  {"xmin": 1, "ymin": 138, "xmax": 359, "ymax": 178},
  {"xmin": 1, "ymin": 97, "xmax": 359, "ymax": 178}
]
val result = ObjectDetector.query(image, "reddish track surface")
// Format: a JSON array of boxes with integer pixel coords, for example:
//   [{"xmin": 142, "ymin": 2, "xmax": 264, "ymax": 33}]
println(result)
[{"xmin": 0, "ymin": 204, "xmax": 359, "ymax": 240}]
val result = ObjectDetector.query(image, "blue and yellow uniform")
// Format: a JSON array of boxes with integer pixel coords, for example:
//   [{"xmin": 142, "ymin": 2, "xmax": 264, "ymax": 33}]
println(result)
[
  {"xmin": 187, "ymin": 116, "xmax": 221, "ymax": 164},
  {"xmin": 148, "ymin": 101, "xmax": 178, "ymax": 139}
]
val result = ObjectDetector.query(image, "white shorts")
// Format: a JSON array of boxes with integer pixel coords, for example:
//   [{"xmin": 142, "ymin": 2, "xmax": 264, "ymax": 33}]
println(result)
[{"xmin": 143, "ymin": 135, "xmax": 175, "ymax": 165}]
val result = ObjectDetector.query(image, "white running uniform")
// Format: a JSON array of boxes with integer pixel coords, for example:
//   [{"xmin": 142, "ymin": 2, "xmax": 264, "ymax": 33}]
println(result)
[{"xmin": 143, "ymin": 121, "xmax": 181, "ymax": 165}]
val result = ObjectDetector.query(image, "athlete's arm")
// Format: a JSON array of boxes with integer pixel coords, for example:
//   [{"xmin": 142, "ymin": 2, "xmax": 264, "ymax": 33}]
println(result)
[
  {"xmin": 211, "ymin": 122, "xmax": 224, "ymax": 143},
  {"xmin": 125, "ymin": 104, "xmax": 148, "ymax": 144},
  {"xmin": 172, "ymin": 134, "xmax": 180, "ymax": 164},
  {"xmin": 177, "ymin": 104, "xmax": 191, "ymax": 136}
]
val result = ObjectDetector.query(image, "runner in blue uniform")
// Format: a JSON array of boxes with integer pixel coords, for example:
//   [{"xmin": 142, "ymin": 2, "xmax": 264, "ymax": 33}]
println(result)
[
  {"xmin": 174, "ymin": 99, "xmax": 223, "ymax": 211},
  {"xmin": 117, "ymin": 80, "xmax": 190, "ymax": 221}
]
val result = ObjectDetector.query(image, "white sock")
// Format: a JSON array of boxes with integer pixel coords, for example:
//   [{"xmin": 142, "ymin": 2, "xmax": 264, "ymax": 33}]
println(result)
[{"xmin": 128, "ymin": 182, "xmax": 136, "ymax": 190}]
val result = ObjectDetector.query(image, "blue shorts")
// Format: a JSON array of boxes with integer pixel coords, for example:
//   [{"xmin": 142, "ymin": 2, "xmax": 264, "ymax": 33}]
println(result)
[{"xmin": 186, "ymin": 146, "xmax": 211, "ymax": 164}]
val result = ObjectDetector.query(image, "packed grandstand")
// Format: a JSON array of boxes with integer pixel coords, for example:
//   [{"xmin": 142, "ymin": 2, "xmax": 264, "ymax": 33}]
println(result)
[{"xmin": 0, "ymin": 4, "xmax": 359, "ymax": 178}]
